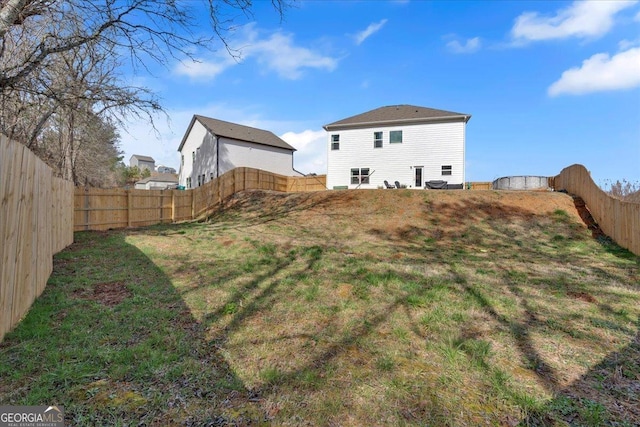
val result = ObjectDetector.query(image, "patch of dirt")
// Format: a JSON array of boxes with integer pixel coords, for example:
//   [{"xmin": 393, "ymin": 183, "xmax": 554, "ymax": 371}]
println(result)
[
  {"xmin": 215, "ymin": 188, "xmax": 586, "ymax": 233},
  {"xmin": 74, "ymin": 282, "xmax": 132, "ymax": 306},
  {"xmin": 567, "ymin": 291, "xmax": 597, "ymax": 304}
]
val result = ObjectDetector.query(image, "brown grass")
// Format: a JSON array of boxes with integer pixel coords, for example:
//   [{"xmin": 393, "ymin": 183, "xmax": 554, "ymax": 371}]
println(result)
[{"xmin": 1, "ymin": 189, "xmax": 638, "ymax": 426}]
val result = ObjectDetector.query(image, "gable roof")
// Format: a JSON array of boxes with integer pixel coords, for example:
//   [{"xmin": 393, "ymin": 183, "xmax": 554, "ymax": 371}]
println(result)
[
  {"xmin": 323, "ymin": 105, "xmax": 471, "ymax": 130},
  {"xmin": 178, "ymin": 115, "xmax": 295, "ymax": 152},
  {"xmin": 135, "ymin": 173, "xmax": 179, "ymax": 185},
  {"xmin": 130, "ymin": 154, "xmax": 155, "ymax": 162}
]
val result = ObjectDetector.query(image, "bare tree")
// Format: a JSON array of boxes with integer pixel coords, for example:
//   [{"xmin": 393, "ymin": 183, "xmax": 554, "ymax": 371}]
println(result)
[
  {"xmin": 1, "ymin": 15, "xmax": 162, "ymax": 185},
  {"xmin": 0, "ymin": 0, "xmax": 290, "ymax": 91},
  {"xmin": 0, "ymin": 0, "xmax": 290, "ymax": 186}
]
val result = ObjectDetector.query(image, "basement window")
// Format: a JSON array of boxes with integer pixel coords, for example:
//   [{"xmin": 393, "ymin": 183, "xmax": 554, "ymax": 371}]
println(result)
[
  {"xmin": 351, "ymin": 168, "xmax": 370, "ymax": 184},
  {"xmin": 442, "ymin": 165, "xmax": 452, "ymax": 176}
]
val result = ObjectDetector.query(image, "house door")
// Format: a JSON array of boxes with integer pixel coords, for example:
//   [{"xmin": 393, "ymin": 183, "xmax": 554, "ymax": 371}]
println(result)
[{"xmin": 414, "ymin": 167, "xmax": 423, "ymax": 188}]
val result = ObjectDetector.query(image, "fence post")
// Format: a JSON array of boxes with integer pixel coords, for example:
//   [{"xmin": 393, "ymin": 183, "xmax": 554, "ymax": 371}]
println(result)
[
  {"xmin": 84, "ymin": 187, "xmax": 89, "ymax": 231},
  {"xmin": 127, "ymin": 190, "xmax": 132, "ymax": 227},
  {"xmin": 191, "ymin": 190, "xmax": 195, "ymax": 220},
  {"xmin": 171, "ymin": 191, "xmax": 176, "ymax": 223}
]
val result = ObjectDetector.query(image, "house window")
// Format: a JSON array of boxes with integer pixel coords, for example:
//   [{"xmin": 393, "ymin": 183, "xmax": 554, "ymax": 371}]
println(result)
[
  {"xmin": 331, "ymin": 134, "xmax": 340, "ymax": 150},
  {"xmin": 181, "ymin": 155, "xmax": 184, "ymax": 165},
  {"xmin": 350, "ymin": 168, "xmax": 370, "ymax": 184},
  {"xmin": 442, "ymin": 165, "xmax": 452, "ymax": 176},
  {"xmin": 186, "ymin": 177, "xmax": 191, "ymax": 189},
  {"xmin": 197, "ymin": 175, "xmax": 201, "ymax": 187},
  {"xmin": 202, "ymin": 174, "xmax": 206, "ymax": 184},
  {"xmin": 192, "ymin": 151, "xmax": 195, "ymax": 162},
  {"xmin": 374, "ymin": 132, "xmax": 383, "ymax": 148},
  {"xmin": 390, "ymin": 130, "xmax": 403, "ymax": 143}
]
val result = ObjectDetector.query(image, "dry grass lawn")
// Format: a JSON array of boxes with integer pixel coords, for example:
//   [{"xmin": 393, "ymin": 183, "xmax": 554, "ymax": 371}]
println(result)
[{"xmin": 1, "ymin": 189, "xmax": 638, "ymax": 426}]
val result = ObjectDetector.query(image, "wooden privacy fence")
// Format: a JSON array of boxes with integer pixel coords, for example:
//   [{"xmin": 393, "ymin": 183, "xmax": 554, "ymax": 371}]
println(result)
[
  {"xmin": 555, "ymin": 164, "xmax": 640, "ymax": 256},
  {"xmin": 75, "ymin": 168, "xmax": 327, "ymax": 231},
  {"xmin": 1, "ymin": 136, "xmax": 74, "ymax": 342}
]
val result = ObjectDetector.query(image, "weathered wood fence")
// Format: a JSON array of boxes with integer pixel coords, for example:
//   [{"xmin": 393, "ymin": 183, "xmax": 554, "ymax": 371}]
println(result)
[
  {"xmin": 555, "ymin": 164, "xmax": 640, "ymax": 256},
  {"xmin": 74, "ymin": 168, "xmax": 327, "ymax": 231},
  {"xmin": 1, "ymin": 136, "xmax": 74, "ymax": 341}
]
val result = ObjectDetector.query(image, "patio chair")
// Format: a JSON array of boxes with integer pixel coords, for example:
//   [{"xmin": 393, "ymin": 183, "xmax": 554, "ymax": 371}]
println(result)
[
  {"xmin": 395, "ymin": 181, "xmax": 402, "ymax": 189},
  {"xmin": 384, "ymin": 180, "xmax": 395, "ymax": 189}
]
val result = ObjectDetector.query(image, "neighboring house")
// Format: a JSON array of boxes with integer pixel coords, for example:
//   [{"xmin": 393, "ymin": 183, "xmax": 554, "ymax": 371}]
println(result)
[
  {"xmin": 323, "ymin": 105, "xmax": 471, "ymax": 189},
  {"xmin": 130, "ymin": 155, "xmax": 156, "ymax": 172},
  {"xmin": 134, "ymin": 173, "xmax": 179, "ymax": 190},
  {"xmin": 178, "ymin": 114, "xmax": 301, "ymax": 189}
]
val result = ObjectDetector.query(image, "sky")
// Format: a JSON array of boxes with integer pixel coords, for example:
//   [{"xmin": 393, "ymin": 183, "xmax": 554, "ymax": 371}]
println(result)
[{"xmin": 120, "ymin": 0, "xmax": 640, "ymax": 186}]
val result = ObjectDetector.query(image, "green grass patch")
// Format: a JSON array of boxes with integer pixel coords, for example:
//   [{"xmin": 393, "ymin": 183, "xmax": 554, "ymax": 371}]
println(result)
[{"xmin": 1, "ymin": 191, "xmax": 639, "ymax": 426}]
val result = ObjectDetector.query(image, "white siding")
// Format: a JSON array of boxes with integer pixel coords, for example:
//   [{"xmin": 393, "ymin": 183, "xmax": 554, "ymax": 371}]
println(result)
[
  {"xmin": 219, "ymin": 138, "xmax": 297, "ymax": 176},
  {"xmin": 326, "ymin": 121, "xmax": 466, "ymax": 189},
  {"xmin": 179, "ymin": 120, "xmax": 299, "ymax": 188},
  {"xmin": 178, "ymin": 120, "xmax": 209, "ymax": 187},
  {"xmin": 134, "ymin": 180, "xmax": 177, "ymax": 190}
]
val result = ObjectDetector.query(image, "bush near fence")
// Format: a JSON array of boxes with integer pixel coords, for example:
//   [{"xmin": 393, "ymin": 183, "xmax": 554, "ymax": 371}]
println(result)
[
  {"xmin": 1, "ymin": 136, "xmax": 74, "ymax": 342},
  {"xmin": 555, "ymin": 164, "xmax": 640, "ymax": 256},
  {"xmin": 74, "ymin": 168, "xmax": 327, "ymax": 231}
]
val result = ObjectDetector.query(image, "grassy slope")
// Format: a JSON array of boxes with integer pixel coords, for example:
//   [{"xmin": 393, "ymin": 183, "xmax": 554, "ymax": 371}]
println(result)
[{"xmin": 1, "ymin": 189, "xmax": 638, "ymax": 426}]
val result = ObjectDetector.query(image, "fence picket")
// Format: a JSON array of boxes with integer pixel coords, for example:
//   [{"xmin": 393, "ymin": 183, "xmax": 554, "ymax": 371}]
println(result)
[
  {"xmin": 1, "ymin": 136, "xmax": 74, "ymax": 341},
  {"xmin": 555, "ymin": 164, "xmax": 639, "ymax": 256}
]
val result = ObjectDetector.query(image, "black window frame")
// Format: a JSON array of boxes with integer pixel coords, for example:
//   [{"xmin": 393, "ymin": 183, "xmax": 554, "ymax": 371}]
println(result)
[{"xmin": 442, "ymin": 165, "xmax": 452, "ymax": 176}]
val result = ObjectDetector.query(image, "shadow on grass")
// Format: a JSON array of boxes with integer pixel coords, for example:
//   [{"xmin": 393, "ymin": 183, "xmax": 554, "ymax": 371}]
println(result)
[
  {"xmin": 571, "ymin": 195, "xmax": 639, "ymax": 263},
  {"xmin": 0, "ymin": 230, "xmax": 264, "ymax": 425},
  {"xmin": 367, "ymin": 196, "xmax": 640, "ymax": 425},
  {"xmin": 524, "ymin": 323, "xmax": 640, "ymax": 426}
]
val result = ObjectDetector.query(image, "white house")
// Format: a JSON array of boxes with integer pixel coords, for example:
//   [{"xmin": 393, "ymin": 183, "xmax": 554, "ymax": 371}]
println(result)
[
  {"xmin": 134, "ymin": 173, "xmax": 179, "ymax": 190},
  {"xmin": 130, "ymin": 154, "xmax": 156, "ymax": 172},
  {"xmin": 323, "ymin": 105, "xmax": 471, "ymax": 190},
  {"xmin": 178, "ymin": 115, "xmax": 301, "ymax": 189}
]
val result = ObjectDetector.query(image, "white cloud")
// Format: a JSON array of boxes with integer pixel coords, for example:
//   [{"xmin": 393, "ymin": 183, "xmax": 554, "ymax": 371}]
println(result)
[
  {"xmin": 174, "ymin": 56, "xmax": 236, "ymax": 79},
  {"xmin": 173, "ymin": 24, "xmax": 338, "ymax": 80},
  {"xmin": 619, "ymin": 38, "xmax": 640, "ymax": 50},
  {"xmin": 354, "ymin": 19, "xmax": 388, "ymax": 45},
  {"xmin": 446, "ymin": 37, "xmax": 481, "ymax": 54},
  {"xmin": 244, "ymin": 30, "xmax": 338, "ymax": 79},
  {"xmin": 512, "ymin": 1, "xmax": 637, "ymax": 42},
  {"xmin": 280, "ymin": 129, "xmax": 327, "ymax": 175},
  {"xmin": 548, "ymin": 47, "xmax": 640, "ymax": 96}
]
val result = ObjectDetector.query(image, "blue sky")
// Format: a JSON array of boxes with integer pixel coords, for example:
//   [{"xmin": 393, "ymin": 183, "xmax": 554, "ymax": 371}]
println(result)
[{"xmin": 121, "ymin": 0, "xmax": 640, "ymax": 186}]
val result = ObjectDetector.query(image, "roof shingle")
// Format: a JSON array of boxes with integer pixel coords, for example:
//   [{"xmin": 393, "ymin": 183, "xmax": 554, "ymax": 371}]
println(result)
[
  {"xmin": 323, "ymin": 105, "xmax": 470, "ymax": 130},
  {"xmin": 178, "ymin": 115, "xmax": 295, "ymax": 152}
]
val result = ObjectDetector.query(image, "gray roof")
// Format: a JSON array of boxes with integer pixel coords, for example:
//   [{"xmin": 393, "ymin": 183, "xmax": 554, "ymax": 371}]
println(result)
[
  {"xmin": 135, "ymin": 173, "xmax": 179, "ymax": 185},
  {"xmin": 323, "ymin": 105, "xmax": 471, "ymax": 130},
  {"xmin": 178, "ymin": 115, "xmax": 295, "ymax": 152},
  {"xmin": 130, "ymin": 154, "xmax": 155, "ymax": 162}
]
